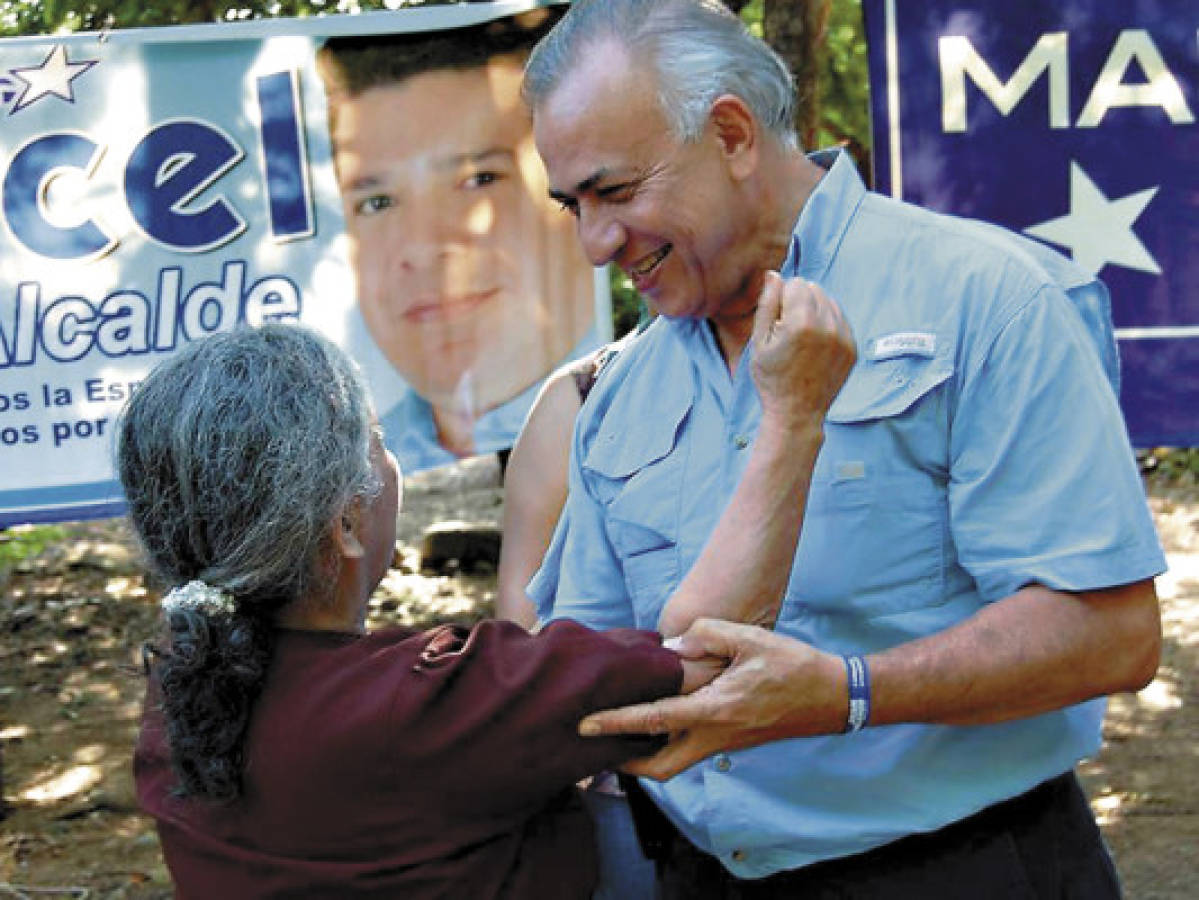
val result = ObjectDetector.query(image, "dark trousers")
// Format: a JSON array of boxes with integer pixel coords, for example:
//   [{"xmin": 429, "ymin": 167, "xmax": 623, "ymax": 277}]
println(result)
[{"xmin": 625, "ymin": 773, "xmax": 1121, "ymax": 900}]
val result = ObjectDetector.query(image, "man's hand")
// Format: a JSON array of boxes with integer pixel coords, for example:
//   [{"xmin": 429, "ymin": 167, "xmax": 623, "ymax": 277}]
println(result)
[
  {"xmin": 580, "ymin": 619, "xmax": 846, "ymax": 780},
  {"xmin": 750, "ymin": 271, "xmax": 856, "ymax": 430}
]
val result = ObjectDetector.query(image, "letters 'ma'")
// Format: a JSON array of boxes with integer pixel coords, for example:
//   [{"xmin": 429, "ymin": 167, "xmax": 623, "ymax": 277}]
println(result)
[{"xmin": 940, "ymin": 29, "xmax": 1195, "ymax": 132}]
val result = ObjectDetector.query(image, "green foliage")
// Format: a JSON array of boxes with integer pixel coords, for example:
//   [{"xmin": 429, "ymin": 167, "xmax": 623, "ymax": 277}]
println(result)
[
  {"xmin": 0, "ymin": 0, "xmax": 418, "ymax": 36},
  {"xmin": 735, "ymin": 0, "xmax": 870, "ymax": 155},
  {"xmin": 0, "ymin": 524, "xmax": 66, "ymax": 571},
  {"xmin": 814, "ymin": 0, "xmax": 871, "ymax": 162},
  {"xmin": 740, "ymin": 0, "xmax": 765, "ymax": 37},
  {"xmin": 609, "ymin": 266, "xmax": 646, "ymax": 339}
]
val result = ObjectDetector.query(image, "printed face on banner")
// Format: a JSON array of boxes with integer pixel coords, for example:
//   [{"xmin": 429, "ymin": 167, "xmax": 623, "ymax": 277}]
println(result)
[
  {"xmin": 327, "ymin": 51, "xmax": 596, "ymax": 459},
  {"xmin": 0, "ymin": 6, "xmax": 611, "ymax": 527}
]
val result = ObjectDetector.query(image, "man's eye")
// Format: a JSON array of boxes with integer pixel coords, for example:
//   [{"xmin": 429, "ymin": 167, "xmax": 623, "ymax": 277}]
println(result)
[
  {"xmin": 555, "ymin": 197, "xmax": 579, "ymax": 217},
  {"xmin": 353, "ymin": 195, "xmax": 393, "ymax": 217},
  {"xmin": 597, "ymin": 183, "xmax": 634, "ymax": 202},
  {"xmin": 462, "ymin": 171, "xmax": 502, "ymax": 189}
]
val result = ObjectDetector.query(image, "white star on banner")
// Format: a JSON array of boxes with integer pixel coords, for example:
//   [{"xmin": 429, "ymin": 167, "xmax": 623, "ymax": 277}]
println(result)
[
  {"xmin": 1024, "ymin": 161, "xmax": 1161, "ymax": 276},
  {"xmin": 9, "ymin": 45, "xmax": 97, "ymax": 113}
]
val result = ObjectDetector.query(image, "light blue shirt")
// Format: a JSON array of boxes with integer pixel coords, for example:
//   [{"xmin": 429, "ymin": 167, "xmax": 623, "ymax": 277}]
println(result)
[
  {"xmin": 529, "ymin": 150, "xmax": 1166, "ymax": 876},
  {"xmin": 381, "ymin": 326, "xmax": 604, "ymax": 474}
]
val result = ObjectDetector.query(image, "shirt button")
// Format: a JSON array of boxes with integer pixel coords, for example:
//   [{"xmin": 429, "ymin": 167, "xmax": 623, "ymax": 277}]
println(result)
[
  {"xmin": 715, "ymin": 754, "xmax": 732, "ymax": 772},
  {"xmin": 731, "ymin": 849, "xmax": 746, "ymax": 862},
  {"xmin": 733, "ymin": 435, "xmax": 749, "ymax": 449}
]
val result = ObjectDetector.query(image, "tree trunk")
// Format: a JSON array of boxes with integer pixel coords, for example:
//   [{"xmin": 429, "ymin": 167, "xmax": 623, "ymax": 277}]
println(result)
[{"xmin": 763, "ymin": 0, "xmax": 831, "ymax": 150}]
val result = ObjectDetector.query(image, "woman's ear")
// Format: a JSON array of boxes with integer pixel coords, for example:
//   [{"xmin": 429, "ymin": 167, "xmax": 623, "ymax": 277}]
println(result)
[{"xmin": 329, "ymin": 505, "xmax": 365, "ymax": 560}]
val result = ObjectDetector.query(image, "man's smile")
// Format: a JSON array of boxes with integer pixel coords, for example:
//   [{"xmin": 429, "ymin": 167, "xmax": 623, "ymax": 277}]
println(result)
[{"xmin": 628, "ymin": 244, "xmax": 671, "ymax": 279}]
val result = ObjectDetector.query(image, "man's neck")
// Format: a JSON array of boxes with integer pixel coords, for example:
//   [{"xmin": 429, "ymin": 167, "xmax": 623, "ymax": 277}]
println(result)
[
  {"xmin": 708, "ymin": 149, "xmax": 827, "ymax": 371},
  {"xmin": 778, "ymin": 150, "xmax": 827, "ymax": 255},
  {"xmin": 709, "ymin": 310, "xmax": 756, "ymax": 372}
]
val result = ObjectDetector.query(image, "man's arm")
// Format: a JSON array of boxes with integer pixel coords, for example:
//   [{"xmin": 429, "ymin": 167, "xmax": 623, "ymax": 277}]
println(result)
[
  {"xmin": 582, "ymin": 578, "xmax": 1160, "ymax": 779},
  {"xmin": 872, "ymin": 580, "xmax": 1160, "ymax": 725},
  {"xmin": 656, "ymin": 272, "xmax": 855, "ymax": 636}
]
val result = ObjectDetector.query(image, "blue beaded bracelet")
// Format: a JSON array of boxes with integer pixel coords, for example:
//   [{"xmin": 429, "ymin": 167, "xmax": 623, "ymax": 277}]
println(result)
[{"xmin": 843, "ymin": 654, "xmax": 871, "ymax": 732}]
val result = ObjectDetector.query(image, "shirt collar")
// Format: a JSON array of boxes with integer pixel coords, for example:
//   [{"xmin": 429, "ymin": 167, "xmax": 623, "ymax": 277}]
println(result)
[
  {"xmin": 383, "ymin": 325, "xmax": 607, "ymax": 473},
  {"xmin": 781, "ymin": 148, "xmax": 868, "ymax": 282}
]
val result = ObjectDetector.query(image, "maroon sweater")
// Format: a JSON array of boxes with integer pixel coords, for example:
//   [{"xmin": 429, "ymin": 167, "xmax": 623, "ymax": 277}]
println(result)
[{"xmin": 135, "ymin": 619, "xmax": 679, "ymax": 899}]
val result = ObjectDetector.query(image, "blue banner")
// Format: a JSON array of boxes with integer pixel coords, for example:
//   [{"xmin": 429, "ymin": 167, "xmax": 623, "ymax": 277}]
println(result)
[
  {"xmin": 0, "ymin": 1, "xmax": 607, "ymax": 526},
  {"xmin": 862, "ymin": 0, "xmax": 1197, "ymax": 447}
]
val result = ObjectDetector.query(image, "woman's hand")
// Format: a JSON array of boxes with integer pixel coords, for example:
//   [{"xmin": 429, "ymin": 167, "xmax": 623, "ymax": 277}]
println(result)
[
  {"xmin": 750, "ymin": 271, "xmax": 856, "ymax": 434},
  {"xmin": 676, "ymin": 641, "xmax": 727, "ymax": 694}
]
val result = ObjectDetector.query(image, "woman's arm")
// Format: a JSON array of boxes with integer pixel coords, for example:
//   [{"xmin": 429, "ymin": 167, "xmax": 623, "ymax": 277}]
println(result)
[
  {"xmin": 495, "ymin": 370, "xmax": 583, "ymax": 628},
  {"xmin": 657, "ymin": 273, "xmax": 855, "ymax": 636},
  {"xmin": 404, "ymin": 619, "xmax": 685, "ymax": 813}
]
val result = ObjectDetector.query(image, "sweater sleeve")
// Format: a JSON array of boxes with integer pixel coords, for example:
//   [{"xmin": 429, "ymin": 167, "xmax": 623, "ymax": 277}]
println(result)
[{"xmin": 391, "ymin": 618, "xmax": 681, "ymax": 816}]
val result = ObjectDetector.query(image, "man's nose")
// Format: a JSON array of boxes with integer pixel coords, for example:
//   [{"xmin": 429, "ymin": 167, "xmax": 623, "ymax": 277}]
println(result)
[
  {"xmin": 391, "ymin": 204, "xmax": 455, "ymax": 271},
  {"xmin": 577, "ymin": 206, "xmax": 625, "ymax": 268}
]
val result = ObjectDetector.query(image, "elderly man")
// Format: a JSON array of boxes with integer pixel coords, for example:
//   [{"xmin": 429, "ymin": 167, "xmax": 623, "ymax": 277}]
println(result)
[{"xmin": 522, "ymin": 1, "xmax": 1165, "ymax": 897}]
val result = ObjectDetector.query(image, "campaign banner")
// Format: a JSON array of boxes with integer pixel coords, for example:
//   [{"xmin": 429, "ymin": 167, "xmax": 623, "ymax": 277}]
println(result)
[
  {"xmin": 862, "ymin": 0, "xmax": 1197, "ymax": 447},
  {"xmin": 0, "ymin": 0, "xmax": 607, "ymax": 526}
]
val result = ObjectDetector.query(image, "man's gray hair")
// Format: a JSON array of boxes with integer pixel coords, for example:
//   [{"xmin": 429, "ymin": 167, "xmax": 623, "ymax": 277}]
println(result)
[
  {"xmin": 117, "ymin": 324, "xmax": 380, "ymax": 609},
  {"xmin": 523, "ymin": 0, "xmax": 799, "ymax": 150}
]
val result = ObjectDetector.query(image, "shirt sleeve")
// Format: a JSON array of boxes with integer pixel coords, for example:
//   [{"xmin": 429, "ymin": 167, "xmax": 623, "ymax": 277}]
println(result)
[
  {"xmin": 948, "ymin": 286, "xmax": 1166, "ymax": 603},
  {"xmin": 397, "ymin": 619, "xmax": 681, "ymax": 817}
]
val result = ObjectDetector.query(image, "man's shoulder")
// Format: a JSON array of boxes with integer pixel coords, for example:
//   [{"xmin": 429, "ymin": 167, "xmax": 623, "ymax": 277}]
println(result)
[
  {"xmin": 848, "ymin": 193, "xmax": 1108, "ymax": 350},
  {"xmin": 573, "ymin": 319, "xmax": 695, "ymax": 466},
  {"xmin": 857, "ymin": 191, "xmax": 1096, "ymax": 296},
  {"xmin": 582, "ymin": 318, "xmax": 685, "ymax": 400}
]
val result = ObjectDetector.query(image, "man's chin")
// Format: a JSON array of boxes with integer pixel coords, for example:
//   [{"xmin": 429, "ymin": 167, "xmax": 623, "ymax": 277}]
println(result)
[
  {"xmin": 647, "ymin": 293, "xmax": 696, "ymax": 320},
  {"xmin": 402, "ymin": 347, "xmax": 564, "ymax": 416}
]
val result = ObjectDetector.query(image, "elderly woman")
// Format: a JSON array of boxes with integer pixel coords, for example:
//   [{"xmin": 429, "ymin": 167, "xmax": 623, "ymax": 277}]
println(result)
[
  {"xmin": 123, "ymin": 324, "xmax": 688, "ymax": 898},
  {"xmin": 123, "ymin": 283, "xmax": 840, "ymax": 897}
]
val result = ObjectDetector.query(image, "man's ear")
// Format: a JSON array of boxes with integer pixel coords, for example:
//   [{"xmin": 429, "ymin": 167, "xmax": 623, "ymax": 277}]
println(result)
[
  {"xmin": 330, "ymin": 505, "xmax": 365, "ymax": 560},
  {"xmin": 709, "ymin": 94, "xmax": 758, "ymax": 180}
]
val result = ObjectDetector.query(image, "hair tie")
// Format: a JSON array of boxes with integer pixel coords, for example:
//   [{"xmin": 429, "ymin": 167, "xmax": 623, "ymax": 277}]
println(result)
[{"xmin": 161, "ymin": 580, "xmax": 237, "ymax": 618}]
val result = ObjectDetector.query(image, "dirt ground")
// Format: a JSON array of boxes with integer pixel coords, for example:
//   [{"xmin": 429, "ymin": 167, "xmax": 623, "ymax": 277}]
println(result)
[{"xmin": 1, "ymin": 458, "xmax": 1196, "ymax": 899}]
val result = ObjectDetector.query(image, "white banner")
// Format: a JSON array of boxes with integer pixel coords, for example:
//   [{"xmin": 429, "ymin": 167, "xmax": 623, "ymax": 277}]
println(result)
[{"xmin": 0, "ymin": 0, "xmax": 607, "ymax": 525}]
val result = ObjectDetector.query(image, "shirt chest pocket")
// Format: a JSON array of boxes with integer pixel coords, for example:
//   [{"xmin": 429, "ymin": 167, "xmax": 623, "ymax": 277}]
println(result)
[
  {"xmin": 785, "ymin": 350, "xmax": 954, "ymax": 621},
  {"xmin": 583, "ymin": 398, "xmax": 691, "ymax": 626}
]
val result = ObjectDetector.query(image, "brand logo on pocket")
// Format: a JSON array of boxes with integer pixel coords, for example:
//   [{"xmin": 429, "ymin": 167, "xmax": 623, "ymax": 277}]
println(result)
[{"xmin": 869, "ymin": 332, "xmax": 937, "ymax": 360}]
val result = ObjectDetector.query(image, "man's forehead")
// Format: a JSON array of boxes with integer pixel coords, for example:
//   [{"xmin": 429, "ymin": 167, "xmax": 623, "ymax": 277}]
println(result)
[
  {"xmin": 535, "ymin": 59, "xmax": 658, "ymax": 162},
  {"xmin": 535, "ymin": 37, "xmax": 642, "ymax": 120}
]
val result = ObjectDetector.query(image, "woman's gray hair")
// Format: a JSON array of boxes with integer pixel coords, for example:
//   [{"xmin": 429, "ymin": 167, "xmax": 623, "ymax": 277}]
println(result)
[
  {"xmin": 118, "ymin": 324, "xmax": 379, "ymax": 610},
  {"xmin": 523, "ymin": 0, "xmax": 799, "ymax": 150}
]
